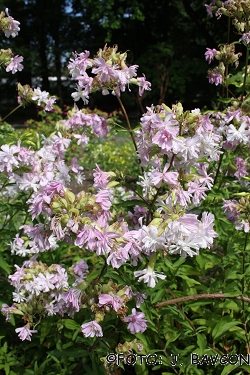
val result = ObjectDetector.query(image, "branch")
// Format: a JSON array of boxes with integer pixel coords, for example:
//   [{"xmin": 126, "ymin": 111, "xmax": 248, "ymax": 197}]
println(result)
[{"xmin": 154, "ymin": 293, "xmax": 250, "ymax": 308}]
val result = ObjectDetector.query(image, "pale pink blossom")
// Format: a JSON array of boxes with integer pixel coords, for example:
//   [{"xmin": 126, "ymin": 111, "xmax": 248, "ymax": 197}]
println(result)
[
  {"xmin": 6, "ymin": 55, "xmax": 23, "ymax": 74},
  {"xmin": 205, "ymin": 48, "xmax": 218, "ymax": 64},
  {"xmin": 136, "ymin": 74, "xmax": 151, "ymax": 96},
  {"xmin": 81, "ymin": 320, "xmax": 103, "ymax": 337},
  {"xmin": 0, "ymin": 144, "xmax": 20, "ymax": 172},
  {"xmin": 15, "ymin": 326, "xmax": 38, "ymax": 341},
  {"xmin": 4, "ymin": 9, "xmax": 20, "ymax": 38},
  {"xmin": 124, "ymin": 308, "xmax": 147, "ymax": 333},
  {"xmin": 98, "ymin": 293, "xmax": 123, "ymax": 312}
]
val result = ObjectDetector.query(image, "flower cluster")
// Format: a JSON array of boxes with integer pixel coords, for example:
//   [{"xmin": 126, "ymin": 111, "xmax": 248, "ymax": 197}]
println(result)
[
  {"xmin": 0, "ymin": 9, "xmax": 23, "ymax": 73},
  {"xmin": 205, "ymin": 44, "xmax": 242, "ymax": 86},
  {"xmin": 0, "ymin": 12, "xmax": 221, "ymax": 343},
  {"xmin": 68, "ymin": 45, "xmax": 151, "ymax": 104}
]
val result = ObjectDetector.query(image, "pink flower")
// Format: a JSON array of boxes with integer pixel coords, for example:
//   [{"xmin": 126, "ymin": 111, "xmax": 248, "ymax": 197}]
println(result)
[
  {"xmin": 198, "ymin": 212, "xmax": 218, "ymax": 248},
  {"xmin": 4, "ymin": 8, "xmax": 20, "ymax": 38},
  {"xmin": 73, "ymin": 133, "xmax": 89, "ymax": 146},
  {"xmin": 124, "ymin": 308, "xmax": 147, "ymax": 334},
  {"xmin": 91, "ymin": 114, "xmax": 110, "ymax": 138},
  {"xmin": 73, "ymin": 259, "xmax": 88, "ymax": 278},
  {"xmin": 92, "ymin": 57, "xmax": 118, "ymax": 83},
  {"xmin": 93, "ymin": 164, "xmax": 111, "ymax": 189},
  {"xmin": 68, "ymin": 51, "xmax": 92, "ymax": 77},
  {"xmin": 136, "ymin": 74, "xmax": 151, "ymax": 96},
  {"xmin": 95, "ymin": 189, "xmax": 111, "ymax": 210},
  {"xmin": 150, "ymin": 165, "xmax": 179, "ymax": 188},
  {"xmin": 204, "ymin": 48, "xmax": 217, "ymax": 64},
  {"xmin": 15, "ymin": 326, "xmax": 38, "ymax": 341},
  {"xmin": 61, "ymin": 288, "xmax": 82, "ymax": 315},
  {"xmin": 98, "ymin": 293, "xmax": 123, "ymax": 312},
  {"xmin": 0, "ymin": 144, "xmax": 20, "ymax": 172},
  {"xmin": 188, "ymin": 180, "xmax": 208, "ymax": 204},
  {"xmin": 32, "ymin": 87, "xmax": 49, "ymax": 106},
  {"xmin": 1, "ymin": 304, "xmax": 17, "ymax": 321},
  {"xmin": 44, "ymin": 96, "xmax": 56, "ymax": 111},
  {"xmin": 81, "ymin": 320, "xmax": 103, "ymax": 337},
  {"xmin": 239, "ymin": 32, "xmax": 250, "ymax": 45},
  {"xmin": 207, "ymin": 69, "xmax": 223, "ymax": 86},
  {"xmin": 234, "ymin": 157, "xmax": 247, "ymax": 179},
  {"xmin": 222, "ymin": 199, "xmax": 240, "ymax": 223},
  {"xmin": 6, "ymin": 55, "xmax": 24, "ymax": 74}
]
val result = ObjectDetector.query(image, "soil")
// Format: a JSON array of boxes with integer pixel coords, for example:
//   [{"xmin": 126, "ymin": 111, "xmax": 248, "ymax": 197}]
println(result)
[{"xmin": 69, "ymin": 169, "xmax": 93, "ymax": 194}]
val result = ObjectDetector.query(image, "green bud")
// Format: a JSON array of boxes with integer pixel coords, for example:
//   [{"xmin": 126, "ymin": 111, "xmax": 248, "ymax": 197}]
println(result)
[
  {"xmin": 220, "ymin": 7, "xmax": 231, "ymax": 17},
  {"xmin": 95, "ymin": 311, "xmax": 105, "ymax": 322},
  {"xmin": 61, "ymin": 214, "xmax": 70, "ymax": 225},
  {"xmin": 107, "ymin": 181, "xmax": 120, "ymax": 188},
  {"xmin": 77, "ymin": 281, "xmax": 90, "ymax": 291},
  {"xmin": 153, "ymin": 212, "xmax": 161, "ymax": 218},
  {"xmin": 51, "ymin": 201, "xmax": 62, "ymax": 210},
  {"xmin": 65, "ymin": 189, "xmax": 75, "ymax": 204},
  {"xmin": 161, "ymin": 103, "xmax": 172, "ymax": 112},
  {"xmin": 171, "ymin": 214, "xmax": 180, "ymax": 221},
  {"xmin": 149, "ymin": 218, "xmax": 163, "ymax": 227}
]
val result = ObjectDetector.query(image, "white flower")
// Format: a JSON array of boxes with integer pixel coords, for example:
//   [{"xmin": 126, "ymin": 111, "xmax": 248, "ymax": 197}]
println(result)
[
  {"xmin": 32, "ymin": 87, "xmax": 49, "ymax": 106},
  {"xmin": 134, "ymin": 267, "xmax": 166, "ymax": 288},
  {"xmin": 140, "ymin": 225, "xmax": 166, "ymax": 254},
  {"xmin": 137, "ymin": 172, "xmax": 154, "ymax": 197},
  {"xmin": 168, "ymin": 237, "xmax": 200, "ymax": 258},
  {"xmin": 227, "ymin": 123, "xmax": 249, "ymax": 144}
]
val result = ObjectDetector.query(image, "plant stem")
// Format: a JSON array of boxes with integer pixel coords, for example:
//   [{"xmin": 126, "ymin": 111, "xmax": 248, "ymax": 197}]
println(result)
[
  {"xmin": 168, "ymin": 289, "xmax": 197, "ymax": 334},
  {"xmin": 241, "ymin": 47, "xmax": 250, "ymax": 102},
  {"xmin": 115, "ymin": 94, "xmax": 137, "ymax": 153},
  {"xmin": 213, "ymin": 152, "xmax": 224, "ymax": 186},
  {"xmin": 1, "ymin": 104, "xmax": 22, "ymax": 122},
  {"xmin": 154, "ymin": 293, "xmax": 250, "ymax": 308},
  {"xmin": 115, "ymin": 94, "xmax": 144, "ymax": 174},
  {"xmin": 241, "ymin": 232, "xmax": 248, "ymax": 310}
]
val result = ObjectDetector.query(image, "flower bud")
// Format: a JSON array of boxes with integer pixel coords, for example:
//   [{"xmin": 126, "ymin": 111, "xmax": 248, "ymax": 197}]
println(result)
[
  {"xmin": 61, "ymin": 213, "xmax": 70, "ymax": 226},
  {"xmin": 65, "ymin": 189, "xmax": 75, "ymax": 204},
  {"xmin": 95, "ymin": 311, "xmax": 105, "ymax": 322}
]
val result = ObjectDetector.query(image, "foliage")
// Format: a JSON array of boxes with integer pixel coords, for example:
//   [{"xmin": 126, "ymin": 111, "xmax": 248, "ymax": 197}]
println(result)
[{"xmin": 2, "ymin": 3, "xmax": 250, "ymax": 375}]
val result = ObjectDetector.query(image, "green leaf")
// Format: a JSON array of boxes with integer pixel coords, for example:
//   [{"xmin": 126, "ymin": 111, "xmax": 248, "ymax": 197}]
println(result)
[
  {"xmin": 151, "ymin": 289, "xmax": 165, "ymax": 304},
  {"xmin": 48, "ymin": 349, "xmax": 85, "ymax": 357},
  {"xmin": 177, "ymin": 274, "xmax": 201, "ymax": 286},
  {"xmin": 62, "ymin": 319, "xmax": 81, "ymax": 331},
  {"xmin": 212, "ymin": 316, "xmax": 241, "ymax": 342},
  {"xmin": 0, "ymin": 255, "xmax": 11, "ymax": 274},
  {"xmin": 86, "ymin": 269, "xmax": 101, "ymax": 282},
  {"xmin": 196, "ymin": 333, "xmax": 207, "ymax": 353},
  {"xmin": 114, "ymin": 199, "xmax": 148, "ymax": 208}
]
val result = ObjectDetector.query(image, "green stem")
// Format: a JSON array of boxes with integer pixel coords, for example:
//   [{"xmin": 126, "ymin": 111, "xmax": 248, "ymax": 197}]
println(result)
[
  {"xmin": 241, "ymin": 232, "xmax": 248, "ymax": 310},
  {"xmin": 213, "ymin": 152, "xmax": 224, "ymax": 186},
  {"xmin": 115, "ymin": 94, "xmax": 144, "ymax": 174},
  {"xmin": 225, "ymin": 64, "xmax": 229, "ymax": 99},
  {"xmin": 241, "ymin": 47, "xmax": 250, "ymax": 102},
  {"xmin": 1, "ymin": 104, "xmax": 22, "ymax": 122},
  {"xmin": 115, "ymin": 94, "xmax": 137, "ymax": 153},
  {"xmin": 148, "ymin": 252, "xmax": 157, "ymax": 269}
]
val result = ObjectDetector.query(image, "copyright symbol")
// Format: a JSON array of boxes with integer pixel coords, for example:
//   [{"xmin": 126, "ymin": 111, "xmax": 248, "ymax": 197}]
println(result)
[{"xmin": 106, "ymin": 353, "xmax": 117, "ymax": 364}]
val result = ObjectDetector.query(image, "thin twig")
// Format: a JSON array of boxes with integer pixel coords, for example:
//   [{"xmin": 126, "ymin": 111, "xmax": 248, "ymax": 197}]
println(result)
[
  {"xmin": 168, "ymin": 289, "xmax": 197, "ymax": 334},
  {"xmin": 154, "ymin": 293, "xmax": 250, "ymax": 308}
]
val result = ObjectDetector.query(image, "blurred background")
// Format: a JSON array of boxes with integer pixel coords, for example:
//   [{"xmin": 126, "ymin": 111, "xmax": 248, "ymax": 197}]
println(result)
[{"xmin": 0, "ymin": 0, "xmax": 231, "ymax": 123}]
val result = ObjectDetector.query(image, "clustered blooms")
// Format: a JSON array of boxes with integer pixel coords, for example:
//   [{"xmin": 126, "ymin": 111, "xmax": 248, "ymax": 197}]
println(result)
[
  {"xmin": 1, "ymin": 7, "xmax": 250, "ymax": 347},
  {"xmin": 205, "ymin": 44, "xmax": 241, "ymax": 86},
  {"xmin": 0, "ymin": 9, "xmax": 23, "ymax": 73},
  {"xmin": 68, "ymin": 45, "xmax": 151, "ymax": 104}
]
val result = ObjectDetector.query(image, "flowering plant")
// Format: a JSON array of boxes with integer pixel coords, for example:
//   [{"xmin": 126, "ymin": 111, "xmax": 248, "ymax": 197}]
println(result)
[{"xmin": 1, "ymin": 3, "xmax": 250, "ymax": 374}]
